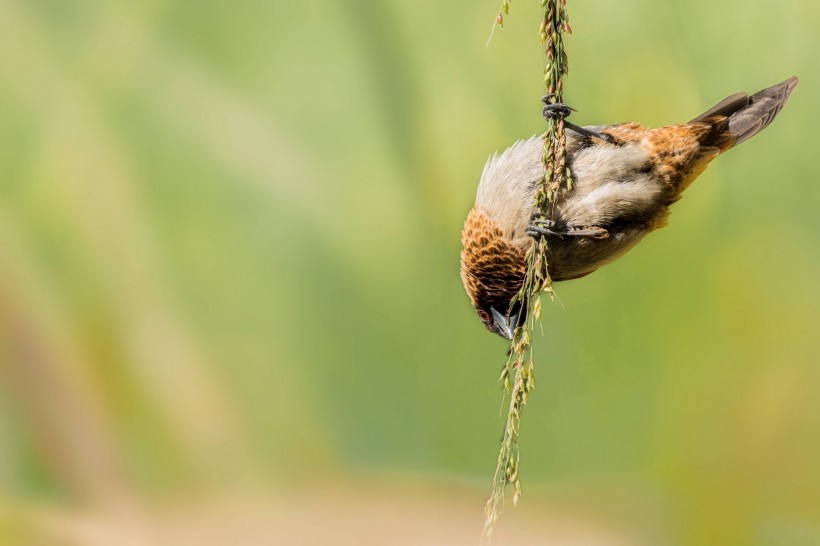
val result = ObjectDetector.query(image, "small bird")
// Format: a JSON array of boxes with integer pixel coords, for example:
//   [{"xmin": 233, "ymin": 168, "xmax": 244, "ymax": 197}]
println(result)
[{"xmin": 461, "ymin": 77, "xmax": 798, "ymax": 339}]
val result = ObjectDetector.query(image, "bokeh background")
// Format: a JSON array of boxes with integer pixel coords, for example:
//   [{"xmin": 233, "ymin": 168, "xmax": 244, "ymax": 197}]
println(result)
[{"xmin": 0, "ymin": 1, "xmax": 818, "ymax": 544}]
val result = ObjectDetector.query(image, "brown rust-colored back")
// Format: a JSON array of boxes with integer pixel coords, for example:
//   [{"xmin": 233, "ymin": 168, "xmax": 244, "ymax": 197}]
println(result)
[{"xmin": 604, "ymin": 121, "xmax": 727, "ymax": 198}]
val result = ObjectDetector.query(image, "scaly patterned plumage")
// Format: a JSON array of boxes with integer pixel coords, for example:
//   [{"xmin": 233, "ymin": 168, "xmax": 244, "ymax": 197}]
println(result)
[{"xmin": 461, "ymin": 78, "xmax": 798, "ymax": 338}]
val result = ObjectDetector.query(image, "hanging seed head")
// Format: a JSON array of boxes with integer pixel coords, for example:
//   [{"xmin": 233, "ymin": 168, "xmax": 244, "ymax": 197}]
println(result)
[{"xmin": 483, "ymin": 0, "xmax": 571, "ymax": 541}]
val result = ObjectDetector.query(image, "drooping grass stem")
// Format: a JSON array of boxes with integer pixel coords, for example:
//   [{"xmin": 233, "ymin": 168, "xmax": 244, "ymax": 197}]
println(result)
[{"xmin": 482, "ymin": 1, "xmax": 572, "ymax": 541}]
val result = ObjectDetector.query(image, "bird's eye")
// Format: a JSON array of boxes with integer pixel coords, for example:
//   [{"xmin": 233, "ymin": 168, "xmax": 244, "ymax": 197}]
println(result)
[{"xmin": 477, "ymin": 309, "xmax": 490, "ymax": 323}]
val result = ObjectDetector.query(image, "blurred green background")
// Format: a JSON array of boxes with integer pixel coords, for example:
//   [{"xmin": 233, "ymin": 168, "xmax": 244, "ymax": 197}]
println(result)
[{"xmin": 0, "ymin": 0, "xmax": 818, "ymax": 544}]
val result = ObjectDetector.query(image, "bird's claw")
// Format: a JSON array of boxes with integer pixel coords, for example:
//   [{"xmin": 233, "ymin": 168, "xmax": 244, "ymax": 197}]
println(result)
[
  {"xmin": 527, "ymin": 216, "xmax": 563, "ymax": 238},
  {"xmin": 541, "ymin": 101, "xmax": 576, "ymax": 121},
  {"xmin": 529, "ymin": 216, "xmax": 558, "ymax": 229},
  {"xmin": 526, "ymin": 225, "xmax": 562, "ymax": 238},
  {"xmin": 527, "ymin": 215, "xmax": 610, "ymax": 240},
  {"xmin": 571, "ymin": 226, "xmax": 610, "ymax": 239},
  {"xmin": 540, "ymin": 99, "xmax": 617, "ymax": 144}
]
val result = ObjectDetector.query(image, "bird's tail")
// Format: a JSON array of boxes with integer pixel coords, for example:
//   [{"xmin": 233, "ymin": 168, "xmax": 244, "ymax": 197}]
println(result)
[{"xmin": 691, "ymin": 76, "xmax": 798, "ymax": 151}]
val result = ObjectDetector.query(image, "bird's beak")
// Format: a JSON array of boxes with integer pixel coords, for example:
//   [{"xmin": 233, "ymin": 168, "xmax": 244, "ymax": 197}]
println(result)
[{"xmin": 490, "ymin": 307, "xmax": 517, "ymax": 341}]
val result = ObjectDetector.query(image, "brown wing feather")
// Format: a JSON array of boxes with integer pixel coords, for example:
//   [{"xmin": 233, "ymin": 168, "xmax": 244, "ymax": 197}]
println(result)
[{"xmin": 602, "ymin": 123, "xmax": 722, "ymax": 196}]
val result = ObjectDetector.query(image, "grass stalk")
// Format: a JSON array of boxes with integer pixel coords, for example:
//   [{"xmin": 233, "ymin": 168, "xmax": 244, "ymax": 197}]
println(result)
[{"xmin": 482, "ymin": 0, "xmax": 572, "ymax": 541}]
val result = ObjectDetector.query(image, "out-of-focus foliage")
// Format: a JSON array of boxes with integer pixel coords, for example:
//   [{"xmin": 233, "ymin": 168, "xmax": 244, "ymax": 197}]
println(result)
[{"xmin": 0, "ymin": 1, "xmax": 818, "ymax": 544}]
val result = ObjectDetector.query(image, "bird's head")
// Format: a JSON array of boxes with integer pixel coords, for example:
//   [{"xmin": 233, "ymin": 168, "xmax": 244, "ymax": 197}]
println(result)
[
  {"xmin": 474, "ymin": 300, "xmax": 522, "ymax": 340},
  {"xmin": 460, "ymin": 209, "xmax": 528, "ymax": 340}
]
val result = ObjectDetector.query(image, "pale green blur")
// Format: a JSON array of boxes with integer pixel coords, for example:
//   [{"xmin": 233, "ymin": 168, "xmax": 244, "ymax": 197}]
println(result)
[{"xmin": 0, "ymin": 1, "xmax": 818, "ymax": 544}]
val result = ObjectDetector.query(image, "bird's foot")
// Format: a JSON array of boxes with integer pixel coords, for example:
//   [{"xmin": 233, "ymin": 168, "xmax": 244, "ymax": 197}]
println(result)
[
  {"xmin": 541, "ymin": 100, "xmax": 576, "ymax": 121},
  {"xmin": 540, "ymin": 97, "xmax": 617, "ymax": 144},
  {"xmin": 527, "ymin": 215, "xmax": 610, "ymax": 240},
  {"xmin": 526, "ymin": 217, "xmax": 563, "ymax": 238},
  {"xmin": 566, "ymin": 226, "xmax": 610, "ymax": 239}
]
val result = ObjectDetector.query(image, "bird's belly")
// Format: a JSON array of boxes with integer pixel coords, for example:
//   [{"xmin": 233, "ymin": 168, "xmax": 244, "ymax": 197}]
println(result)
[{"xmin": 546, "ymin": 228, "xmax": 648, "ymax": 281}]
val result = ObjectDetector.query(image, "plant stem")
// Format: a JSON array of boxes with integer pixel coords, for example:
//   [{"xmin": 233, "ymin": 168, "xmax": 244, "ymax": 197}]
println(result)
[{"xmin": 482, "ymin": 0, "xmax": 571, "ymax": 541}]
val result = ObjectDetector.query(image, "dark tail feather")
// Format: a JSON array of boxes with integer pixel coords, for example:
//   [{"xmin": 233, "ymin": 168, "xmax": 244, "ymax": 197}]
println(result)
[{"xmin": 692, "ymin": 76, "xmax": 798, "ymax": 149}]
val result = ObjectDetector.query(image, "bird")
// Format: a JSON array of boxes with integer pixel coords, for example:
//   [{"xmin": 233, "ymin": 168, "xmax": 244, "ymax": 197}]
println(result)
[{"xmin": 460, "ymin": 77, "xmax": 798, "ymax": 339}]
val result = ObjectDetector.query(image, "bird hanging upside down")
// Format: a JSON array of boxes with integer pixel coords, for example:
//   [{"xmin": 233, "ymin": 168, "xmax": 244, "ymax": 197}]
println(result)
[{"xmin": 460, "ymin": 77, "xmax": 798, "ymax": 339}]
